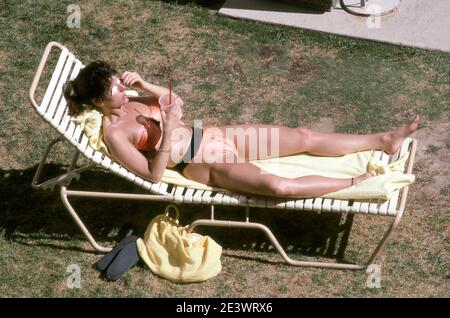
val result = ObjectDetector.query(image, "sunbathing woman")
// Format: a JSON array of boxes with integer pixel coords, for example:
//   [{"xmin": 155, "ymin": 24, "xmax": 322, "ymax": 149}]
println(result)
[{"xmin": 63, "ymin": 61, "xmax": 419, "ymax": 199}]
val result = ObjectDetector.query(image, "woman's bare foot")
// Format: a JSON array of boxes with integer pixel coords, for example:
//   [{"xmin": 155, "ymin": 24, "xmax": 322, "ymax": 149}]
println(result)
[{"xmin": 381, "ymin": 115, "xmax": 419, "ymax": 154}]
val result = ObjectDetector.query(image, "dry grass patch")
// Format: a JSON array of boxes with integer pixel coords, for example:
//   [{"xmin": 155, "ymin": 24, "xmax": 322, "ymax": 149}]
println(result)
[
  {"xmin": 288, "ymin": 44, "xmax": 340, "ymax": 61},
  {"xmin": 0, "ymin": 49, "xmax": 8, "ymax": 71},
  {"xmin": 413, "ymin": 120, "xmax": 450, "ymax": 203}
]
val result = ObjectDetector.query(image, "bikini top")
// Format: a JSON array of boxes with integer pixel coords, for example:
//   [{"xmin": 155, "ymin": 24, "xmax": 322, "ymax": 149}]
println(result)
[{"xmin": 136, "ymin": 117, "xmax": 162, "ymax": 151}]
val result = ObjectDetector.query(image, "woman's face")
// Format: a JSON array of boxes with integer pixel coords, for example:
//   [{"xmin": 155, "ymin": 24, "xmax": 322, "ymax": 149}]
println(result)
[{"xmin": 101, "ymin": 75, "xmax": 129, "ymax": 109}]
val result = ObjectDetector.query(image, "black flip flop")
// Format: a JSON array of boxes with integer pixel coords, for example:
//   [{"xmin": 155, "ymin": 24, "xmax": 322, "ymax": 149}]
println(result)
[
  {"xmin": 105, "ymin": 240, "xmax": 140, "ymax": 281},
  {"xmin": 95, "ymin": 235, "xmax": 139, "ymax": 271}
]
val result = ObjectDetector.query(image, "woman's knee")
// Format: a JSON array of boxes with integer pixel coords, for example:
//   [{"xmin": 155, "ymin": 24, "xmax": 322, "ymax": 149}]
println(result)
[
  {"xmin": 296, "ymin": 127, "xmax": 314, "ymax": 150},
  {"xmin": 264, "ymin": 178, "xmax": 292, "ymax": 197},
  {"xmin": 296, "ymin": 127, "xmax": 313, "ymax": 139}
]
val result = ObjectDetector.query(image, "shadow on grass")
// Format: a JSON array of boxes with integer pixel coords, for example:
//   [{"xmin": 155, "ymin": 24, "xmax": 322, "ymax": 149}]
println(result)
[
  {"xmin": 1, "ymin": 164, "xmax": 355, "ymax": 263},
  {"xmin": 159, "ymin": 0, "xmax": 227, "ymax": 10},
  {"xmin": 159, "ymin": 0, "xmax": 330, "ymax": 13}
]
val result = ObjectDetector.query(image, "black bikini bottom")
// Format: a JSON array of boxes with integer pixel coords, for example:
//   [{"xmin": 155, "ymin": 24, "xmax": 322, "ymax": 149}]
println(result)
[{"xmin": 170, "ymin": 122, "xmax": 203, "ymax": 175}]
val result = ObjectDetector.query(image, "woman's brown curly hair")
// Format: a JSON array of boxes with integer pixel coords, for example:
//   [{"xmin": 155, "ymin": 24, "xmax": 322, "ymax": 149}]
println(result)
[{"xmin": 63, "ymin": 61, "xmax": 118, "ymax": 117}]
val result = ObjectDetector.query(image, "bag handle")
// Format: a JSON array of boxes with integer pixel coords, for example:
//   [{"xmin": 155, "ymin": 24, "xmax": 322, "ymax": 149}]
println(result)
[{"xmin": 164, "ymin": 204, "xmax": 180, "ymax": 224}]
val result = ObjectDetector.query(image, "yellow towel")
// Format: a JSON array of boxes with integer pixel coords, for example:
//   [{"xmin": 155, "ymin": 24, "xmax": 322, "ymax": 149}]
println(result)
[
  {"xmin": 136, "ymin": 205, "xmax": 222, "ymax": 283},
  {"xmin": 72, "ymin": 109, "xmax": 110, "ymax": 156},
  {"xmin": 161, "ymin": 140, "xmax": 415, "ymax": 201}
]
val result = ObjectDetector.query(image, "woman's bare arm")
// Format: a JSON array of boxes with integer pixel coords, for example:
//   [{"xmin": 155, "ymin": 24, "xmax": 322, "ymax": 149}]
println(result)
[
  {"xmin": 105, "ymin": 83, "xmax": 182, "ymax": 183},
  {"xmin": 139, "ymin": 82, "xmax": 172, "ymax": 99},
  {"xmin": 121, "ymin": 71, "xmax": 184, "ymax": 106},
  {"xmin": 105, "ymin": 130, "xmax": 172, "ymax": 183},
  {"xmin": 126, "ymin": 95, "xmax": 158, "ymax": 105}
]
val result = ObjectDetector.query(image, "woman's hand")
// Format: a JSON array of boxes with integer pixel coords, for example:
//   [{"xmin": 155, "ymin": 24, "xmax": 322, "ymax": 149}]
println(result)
[
  {"xmin": 160, "ymin": 97, "xmax": 183, "ymax": 134},
  {"xmin": 121, "ymin": 71, "xmax": 146, "ymax": 90}
]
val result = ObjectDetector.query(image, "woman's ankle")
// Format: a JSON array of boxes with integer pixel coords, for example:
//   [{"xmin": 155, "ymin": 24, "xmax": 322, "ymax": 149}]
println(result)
[{"xmin": 354, "ymin": 172, "xmax": 373, "ymax": 185}]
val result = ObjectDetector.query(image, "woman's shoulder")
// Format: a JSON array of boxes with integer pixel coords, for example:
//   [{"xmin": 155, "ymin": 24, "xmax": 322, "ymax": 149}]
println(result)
[
  {"xmin": 102, "ymin": 111, "xmax": 136, "ymax": 141},
  {"xmin": 102, "ymin": 119, "xmax": 128, "ymax": 142}
]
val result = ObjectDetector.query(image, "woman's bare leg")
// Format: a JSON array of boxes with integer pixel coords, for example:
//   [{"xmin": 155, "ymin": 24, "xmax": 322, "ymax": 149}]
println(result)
[
  {"xmin": 207, "ymin": 162, "xmax": 372, "ymax": 198},
  {"xmin": 305, "ymin": 115, "xmax": 420, "ymax": 156},
  {"xmin": 215, "ymin": 115, "xmax": 419, "ymax": 160}
]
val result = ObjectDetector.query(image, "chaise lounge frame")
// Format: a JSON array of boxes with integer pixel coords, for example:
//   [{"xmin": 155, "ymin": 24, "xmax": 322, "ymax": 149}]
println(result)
[{"xmin": 29, "ymin": 41, "xmax": 417, "ymax": 270}]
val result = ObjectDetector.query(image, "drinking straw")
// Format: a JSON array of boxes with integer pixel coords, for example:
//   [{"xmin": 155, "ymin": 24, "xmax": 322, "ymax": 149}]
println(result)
[{"xmin": 169, "ymin": 79, "xmax": 172, "ymax": 104}]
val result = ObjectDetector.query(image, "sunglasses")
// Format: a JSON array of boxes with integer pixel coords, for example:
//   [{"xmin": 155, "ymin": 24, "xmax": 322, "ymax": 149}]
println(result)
[{"xmin": 110, "ymin": 78, "xmax": 123, "ymax": 96}]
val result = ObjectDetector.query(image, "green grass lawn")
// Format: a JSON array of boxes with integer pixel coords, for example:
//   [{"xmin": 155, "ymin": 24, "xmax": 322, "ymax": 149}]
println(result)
[{"xmin": 0, "ymin": 0, "xmax": 449, "ymax": 297}]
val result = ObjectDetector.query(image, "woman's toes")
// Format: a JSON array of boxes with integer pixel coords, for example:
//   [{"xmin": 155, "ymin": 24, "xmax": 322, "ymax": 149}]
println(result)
[
  {"xmin": 409, "ymin": 115, "xmax": 420, "ymax": 132},
  {"xmin": 383, "ymin": 116, "xmax": 419, "ymax": 154}
]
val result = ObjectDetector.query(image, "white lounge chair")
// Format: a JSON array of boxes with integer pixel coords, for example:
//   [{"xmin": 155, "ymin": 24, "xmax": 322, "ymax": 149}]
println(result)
[{"xmin": 29, "ymin": 42, "xmax": 417, "ymax": 270}]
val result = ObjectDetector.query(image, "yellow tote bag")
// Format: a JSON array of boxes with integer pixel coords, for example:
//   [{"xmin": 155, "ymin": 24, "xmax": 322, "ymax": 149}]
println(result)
[{"xmin": 137, "ymin": 205, "xmax": 222, "ymax": 283}]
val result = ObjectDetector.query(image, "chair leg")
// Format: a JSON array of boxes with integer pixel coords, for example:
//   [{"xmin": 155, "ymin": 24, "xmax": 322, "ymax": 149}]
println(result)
[
  {"xmin": 59, "ymin": 184, "xmax": 405, "ymax": 266},
  {"xmin": 365, "ymin": 206, "xmax": 405, "ymax": 266},
  {"xmin": 32, "ymin": 137, "xmax": 65, "ymax": 190},
  {"xmin": 187, "ymin": 205, "xmax": 405, "ymax": 270},
  {"xmin": 60, "ymin": 186, "xmax": 112, "ymax": 253},
  {"xmin": 188, "ymin": 217, "xmax": 365, "ymax": 270},
  {"xmin": 32, "ymin": 138, "xmax": 96, "ymax": 191},
  {"xmin": 59, "ymin": 186, "xmax": 175, "ymax": 253}
]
